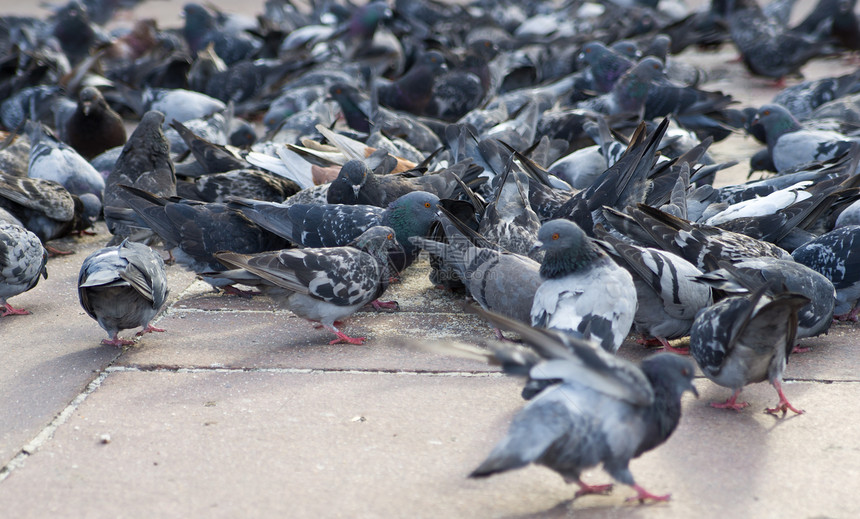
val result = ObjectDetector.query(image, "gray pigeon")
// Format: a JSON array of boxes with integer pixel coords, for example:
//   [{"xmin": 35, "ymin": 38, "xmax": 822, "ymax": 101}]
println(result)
[
  {"xmin": 409, "ymin": 212, "xmax": 542, "ymax": 334},
  {"xmin": 104, "ymin": 110, "xmax": 177, "ymax": 245},
  {"xmin": 26, "ymin": 120, "xmax": 105, "ymax": 201},
  {"xmin": 465, "ymin": 306, "xmax": 698, "ymax": 503},
  {"xmin": 0, "ymin": 221, "xmax": 47, "ymax": 316},
  {"xmin": 792, "ymin": 225, "xmax": 860, "ymax": 321},
  {"xmin": 596, "ymin": 229, "xmax": 713, "ymax": 352},
  {"xmin": 753, "ymin": 104, "xmax": 859, "ymax": 172},
  {"xmin": 696, "ymin": 258, "xmax": 836, "ymax": 347},
  {"xmin": 531, "ymin": 219, "xmax": 637, "ymax": 353},
  {"xmin": 78, "ymin": 240, "xmax": 169, "ymax": 347},
  {"xmin": 215, "ymin": 226, "xmax": 400, "ymax": 345},
  {"xmin": 689, "ymin": 284, "xmax": 809, "ymax": 414}
]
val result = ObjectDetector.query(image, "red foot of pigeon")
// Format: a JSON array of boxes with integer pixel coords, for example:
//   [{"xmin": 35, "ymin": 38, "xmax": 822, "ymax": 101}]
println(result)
[
  {"xmin": 136, "ymin": 324, "xmax": 166, "ymax": 336},
  {"xmin": 652, "ymin": 337, "xmax": 690, "ymax": 355},
  {"xmin": 833, "ymin": 307, "xmax": 860, "ymax": 322},
  {"xmin": 766, "ymin": 381, "xmax": 804, "ymax": 416},
  {"xmin": 46, "ymin": 244, "xmax": 74, "ymax": 256},
  {"xmin": 74, "ymin": 229, "xmax": 98, "ymax": 236},
  {"xmin": 328, "ymin": 331, "xmax": 366, "ymax": 345},
  {"xmin": 574, "ymin": 480, "xmax": 613, "ymax": 498},
  {"xmin": 1, "ymin": 303, "xmax": 30, "ymax": 316},
  {"xmin": 370, "ymin": 299, "xmax": 399, "ymax": 311},
  {"xmin": 626, "ymin": 484, "xmax": 671, "ymax": 503},
  {"xmin": 101, "ymin": 334, "xmax": 135, "ymax": 347},
  {"xmin": 710, "ymin": 390, "xmax": 750, "ymax": 411},
  {"xmin": 223, "ymin": 285, "xmax": 258, "ymax": 298},
  {"xmin": 636, "ymin": 337, "xmax": 663, "ymax": 347},
  {"xmin": 791, "ymin": 344, "xmax": 812, "ymax": 354}
]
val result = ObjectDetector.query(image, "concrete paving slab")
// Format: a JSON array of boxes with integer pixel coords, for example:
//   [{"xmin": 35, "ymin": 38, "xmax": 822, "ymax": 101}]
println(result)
[
  {"xmin": 0, "ymin": 371, "xmax": 856, "ymax": 518},
  {"xmin": 0, "ymin": 224, "xmax": 197, "ymax": 467},
  {"xmin": 117, "ymin": 309, "xmax": 499, "ymax": 372}
]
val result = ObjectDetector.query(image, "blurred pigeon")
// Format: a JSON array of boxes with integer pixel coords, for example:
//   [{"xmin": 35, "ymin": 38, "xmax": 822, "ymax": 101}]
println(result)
[
  {"xmin": 215, "ymin": 226, "xmax": 400, "ymax": 345},
  {"xmin": 792, "ymin": 225, "xmax": 860, "ymax": 321},
  {"xmin": 182, "ymin": 3, "xmax": 260, "ymax": 64},
  {"xmin": 65, "ymin": 86, "xmax": 127, "ymax": 160},
  {"xmin": 578, "ymin": 41, "xmax": 634, "ymax": 93},
  {"xmin": 176, "ymin": 169, "xmax": 300, "ymax": 203},
  {"xmin": 134, "ymin": 88, "xmax": 227, "ymax": 126},
  {"xmin": 531, "ymin": 219, "xmax": 637, "ymax": 353},
  {"xmin": 378, "ymin": 50, "xmax": 447, "ymax": 115},
  {"xmin": 596, "ymin": 229, "xmax": 713, "ymax": 352},
  {"xmin": 26, "ymin": 121, "xmax": 105, "ymax": 201},
  {"xmin": 169, "ymin": 119, "xmax": 250, "ymax": 174},
  {"xmin": 78, "ymin": 240, "xmax": 169, "ymax": 347},
  {"xmin": 325, "ymin": 159, "xmax": 466, "ymax": 207},
  {"xmin": 753, "ymin": 104, "xmax": 858, "ymax": 172},
  {"xmin": 689, "ymin": 284, "xmax": 809, "ymax": 414},
  {"xmin": 466, "ymin": 306, "xmax": 698, "ymax": 503},
  {"xmin": 0, "ymin": 221, "xmax": 47, "ymax": 316},
  {"xmin": 104, "ymin": 110, "xmax": 176, "ymax": 244}
]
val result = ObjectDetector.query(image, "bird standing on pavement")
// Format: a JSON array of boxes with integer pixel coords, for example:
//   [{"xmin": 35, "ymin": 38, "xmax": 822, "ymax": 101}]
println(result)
[{"xmin": 0, "ymin": 221, "xmax": 47, "ymax": 317}]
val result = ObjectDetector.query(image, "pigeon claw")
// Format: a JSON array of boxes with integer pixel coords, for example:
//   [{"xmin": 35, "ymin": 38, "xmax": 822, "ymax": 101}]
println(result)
[
  {"xmin": 574, "ymin": 481, "xmax": 613, "ymax": 498},
  {"xmin": 101, "ymin": 335, "xmax": 135, "ymax": 347},
  {"xmin": 370, "ymin": 299, "xmax": 399, "ymax": 311},
  {"xmin": 1, "ymin": 303, "xmax": 31, "ymax": 316},
  {"xmin": 710, "ymin": 390, "xmax": 749, "ymax": 411},
  {"xmin": 329, "ymin": 331, "xmax": 366, "ymax": 345},
  {"xmin": 626, "ymin": 484, "xmax": 671, "ymax": 503},
  {"xmin": 46, "ymin": 244, "xmax": 74, "ymax": 256},
  {"xmin": 766, "ymin": 381, "xmax": 804, "ymax": 416},
  {"xmin": 656, "ymin": 338, "xmax": 690, "ymax": 355},
  {"xmin": 223, "ymin": 285, "xmax": 258, "ymax": 298},
  {"xmin": 791, "ymin": 344, "xmax": 812, "ymax": 354},
  {"xmin": 136, "ymin": 324, "xmax": 166, "ymax": 336}
]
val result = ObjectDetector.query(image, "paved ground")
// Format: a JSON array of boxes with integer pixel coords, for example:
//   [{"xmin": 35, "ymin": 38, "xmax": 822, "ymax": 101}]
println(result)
[{"xmin": 1, "ymin": 0, "xmax": 860, "ymax": 517}]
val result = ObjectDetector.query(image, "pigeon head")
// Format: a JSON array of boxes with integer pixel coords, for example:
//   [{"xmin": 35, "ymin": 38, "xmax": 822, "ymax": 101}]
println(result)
[
  {"xmin": 183, "ymin": 3, "xmax": 215, "ymax": 51},
  {"xmin": 383, "ymin": 191, "xmax": 441, "ymax": 255},
  {"xmin": 613, "ymin": 57, "xmax": 663, "ymax": 112},
  {"xmin": 641, "ymin": 353, "xmax": 699, "ymax": 400},
  {"xmin": 609, "ymin": 40, "xmax": 641, "ymax": 60},
  {"xmin": 349, "ymin": 1, "xmax": 392, "ymax": 38},
  {"xmin": 535, "ymin": 219, "xmax": 602, "ymax": 279},
  {"xmin": 349, "ymin": 225, "xmax": 402, "ymax": 259},
  {"xmin": 338, "ymin": 160, "xmax": 373, "ymax": 199},
  {"xmin": 78, "ymin": 86, "xmax": 104, "ymax": 117},
  {"xmin": 752, "ymin": 104, "xmax": 802, "ymax": 145},
  {"xmin": 328, "ymin": 84, "xmax": 369, "ymax": 132}
]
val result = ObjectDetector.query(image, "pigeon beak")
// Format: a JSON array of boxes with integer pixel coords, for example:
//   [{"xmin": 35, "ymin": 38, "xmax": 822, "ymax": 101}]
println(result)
[
  {"xmin": 82, "ymin": 101, "xmax": 92, "ymax": 116},
  {"xmin": 352, "ymin": 184, "xmax": 361, "ymax": 198},
  {"xmin": 530, "ymin": 240, "xmax": 544, "ymax": 255},
  {"xmin": 688, "ymin": 382, "xmax": 699, "ymax": 399}
]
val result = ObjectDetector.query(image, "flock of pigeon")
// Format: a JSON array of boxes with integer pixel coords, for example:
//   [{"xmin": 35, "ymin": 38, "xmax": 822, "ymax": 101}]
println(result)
[{"xmin": 3, "ymin": 0, "xmax": 860, "ymax": 505}]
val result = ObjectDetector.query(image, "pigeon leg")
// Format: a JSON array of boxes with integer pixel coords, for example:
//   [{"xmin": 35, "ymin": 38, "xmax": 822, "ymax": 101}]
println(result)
[
  {"xmin": 791, "ymin": 344, "xmax": 812, "ymax": 354},
  {"xmin": 324, "ymin": 325, "xmax": 365, "ymax": 345},
  {"xmin": 833, "ymin": 305, "xmax": 860, "ymax": 322},
  {"xmin": 574, "ymin": 480, "xmax": 614, "ymax": 498},
  {"xmin": 710, "ymin": 390, "xmax": 750, "ymax": 411},
  {"xmin": 766, "ymin": 380, "xmax": 804, "ymax": 416},
  {"xmin": 656, "ymin": 337, "xmax": 690, "ymax": 355},
  {"xmin": 370, "ymin": 299, "xmax": 399, "ymax": 311},
  {"xmin": 136, "ymin": 324, "xmax": 166, "ymax": 336},
  {"xmin": 635, "ymin": 336, "xmax": 663, "ymax": 347},
  {"xmin": 45, "ymin": 244, "xmax": 74, "ymax": 256},
  {"xmin": 1, "ymin": 303, "xmax": 30, "ymax": 316},
  {"xmin": 223, "ymin": 285, "xmax": 258, "ymax": 298},
  {"xmin": 626, "ymin": 484, "xmax": 671, "ymax": 503},
  {"xmin": 101, "ymin": 333, "xmax": 135, "ymax": 347}
]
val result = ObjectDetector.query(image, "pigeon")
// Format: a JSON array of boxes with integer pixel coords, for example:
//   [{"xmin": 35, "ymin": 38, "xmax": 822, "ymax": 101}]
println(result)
[
  {"xmin": 689, "ymin": 284, "xmax": 809, "ymax": 415},
  {"xmin": 135, "ymin": 88, "xmax": 227, "ymax": 127},
  {"xmin": 169, "ymin": 119, "xmax": 250, "ymax": 174},
  {"xmin": 25, "ymin": 121, "xmax": 105, "ymax": 201},
  {"xmin": 596, "ymin": 229, "xmax": 713, "ymax": 352},
  {"xmin": 465, "ymin": 305, "xmax": 698, "ymax": 503},
  {"xmin": 696, "ymin": 258, "xmax": 836, "ymax": 343},
  {"xmin": 109, "ymin": 185, "xmax": 289, "ymax": 290},
  {"xmin": 0, "ymin": 173, "xmax": 91, "ymax": 250},
  {"xmin": 409, "ymin": 213, "xmax": 542, "ymax": 332},
  {"xmin": 215, "ymin": 226, "xmax": 400, "ymax": 345},
  {"xmin": 324, "ymin": 159, "xmax": 466, "ymax": 207},
  {"xmin": 78, "ymin": 240, "xmax": 169, "ymax": 347},
  {"xmin": 175, "ymin": 169, "xmax": 300, "ymax": 204},
  {"xmin": 792, "ymin": 225, "xmax": 860, "ymax": 321},
  {"xmin": 531, "ymin": 219, "xmax": 637, "ymax": 353},
  {"xmin": 753, "ymin": 104, "xmax": 858, "ymax": 172},
  {"xmin": 0, "ymin": 221, "xmax": 47, "ymax": 317},
  {"xmin": 65, "ymin": 86, "xmax": 127, "ymax": 160},
  {"xmin": 478, "ymin": 164, "xmax": 541, "ymax": 258},
  {"xmin": 378, "ymin": 50, "xmax": 448, "ymax": 115},
  {"xmin": 229, "ymin": 191, "xmax": 440, "ymax": 273},
  {"xmin": 104, "ymin": 110, "xmax": 177, "ymax": 245},
  {"xmin": 578, "ymin": 41, "xmax": 634, "ymax": 93}
]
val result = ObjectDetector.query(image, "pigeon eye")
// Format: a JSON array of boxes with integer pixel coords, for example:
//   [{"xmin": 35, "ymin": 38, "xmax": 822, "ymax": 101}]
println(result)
[
  {"xmin": 424, "ymin": 202, "xmax": 431, "ymax": 208},
  {"xmin": 552, "ymin": 233, "xmax": 559, "ymax": 240},
  {"xmin": 763, "ymin": 110, "xmax": 770, "ymax": 116},
  {"xmin": 387, "ymin": 233, "xmax": 394, "ymax": 240}
]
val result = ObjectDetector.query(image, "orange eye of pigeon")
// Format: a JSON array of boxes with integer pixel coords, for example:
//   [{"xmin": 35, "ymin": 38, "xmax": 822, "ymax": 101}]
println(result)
[
  {"xmin": 552, "ymin": 233, "xmax": 559, "ymax": 240},
  {"xmin": 763, "ymin": 110, "xmax": 770, "ymax": 116},
  {"xmin": 334, "ymin": 88, "xmax": 342, "ymax": 94},
  {"xmin": 424, "ymin": 202, "xmax": 431, "ymax": 208},
  {"xmin": 387, "ymin": 233, "xmax": 394, "ymax": 240}
]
